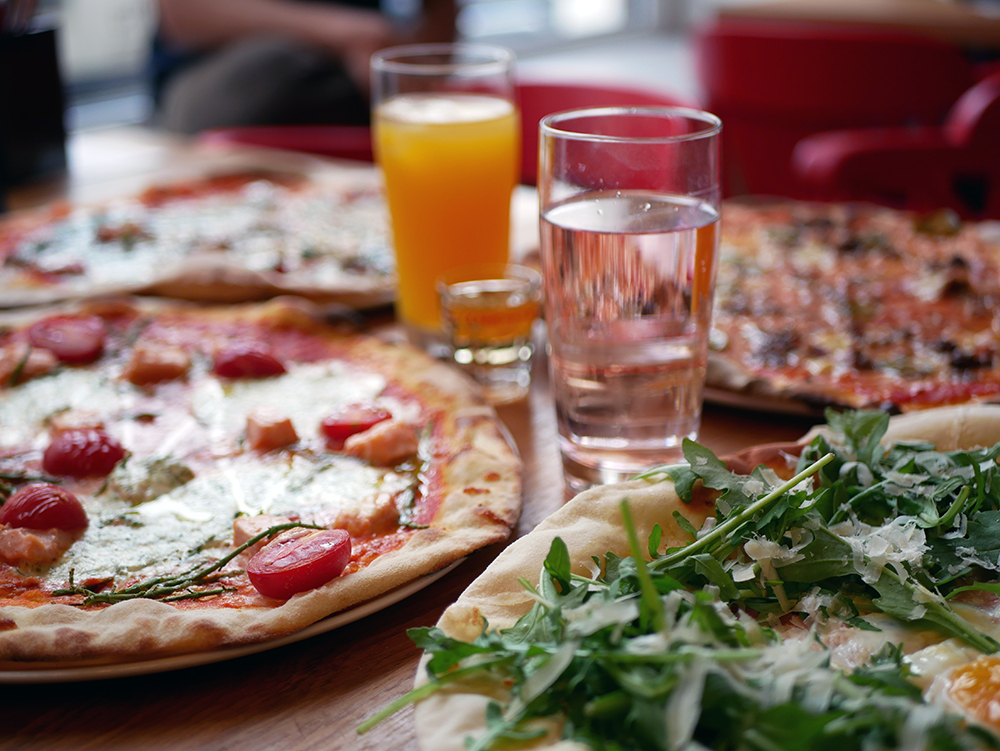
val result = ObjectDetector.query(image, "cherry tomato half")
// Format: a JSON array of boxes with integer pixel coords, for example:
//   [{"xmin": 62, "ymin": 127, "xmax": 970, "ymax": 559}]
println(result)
[
  {"xmin": 213, "ymin": 342, "xmax": 287, "ymax": 379},
  {"xmin": 319, "ymin": 405, "xmax": 391, "ymax": 448},
  {"xmin": 0, "ymin": 483, "xmax": 88, "ymax": 531},
  {"xmin": 27, "ymin": 315, "xmax": 106, "ymax": 364},
  {"xmin": 247, "ymin": 529, "xmax": 351, "ymax": 600},
  {"xmin": 42, "ymin": 428, "xmax": 126, "ymax": 478}
]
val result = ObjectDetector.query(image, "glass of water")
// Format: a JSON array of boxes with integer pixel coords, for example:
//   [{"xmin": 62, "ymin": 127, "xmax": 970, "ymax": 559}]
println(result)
[{"xmin": 537, "ymin": 106, "xmax": 722, "ymax": 491}]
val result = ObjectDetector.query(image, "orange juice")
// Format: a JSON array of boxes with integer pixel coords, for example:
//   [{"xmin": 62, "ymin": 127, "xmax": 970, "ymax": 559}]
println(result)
[{"xmin": 374, "ymin": 92, "xmax": 520, "ymax": 333}]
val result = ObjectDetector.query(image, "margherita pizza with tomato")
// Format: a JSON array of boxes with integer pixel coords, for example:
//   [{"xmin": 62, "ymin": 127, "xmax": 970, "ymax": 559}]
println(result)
[
  {"xmin": 0, "ymin": 162, "xmax": 393, "ymax": 309},
  {"xmin": 0, "ymin": 297, "xmax": 521, "ymax": 666},
  {"xmin": 709, "ymin": 200, "xmax": 1000, "ymax": 414}
]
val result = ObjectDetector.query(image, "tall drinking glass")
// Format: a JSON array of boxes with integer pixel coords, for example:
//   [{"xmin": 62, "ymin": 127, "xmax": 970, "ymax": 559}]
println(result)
[
  {"xmin": 538, "ymin": 107, "xmax": 722, "ymax": 492},
  {"xmin": 371, "ymin": 44, "xmax": 520, "ymax": 351}
]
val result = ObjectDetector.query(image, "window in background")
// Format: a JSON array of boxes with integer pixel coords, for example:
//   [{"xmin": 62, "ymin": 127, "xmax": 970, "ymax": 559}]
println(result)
[
  {"xmin": 52, "ymin": 0, "xmax": 673, "ymax": 132},
  {"xmin": 457, "ymin": 0, "xmax": 664, "ymax": 52},
  {"xmin": 58, "ymin": 0, "xmax": 156, "ymax": 131}
]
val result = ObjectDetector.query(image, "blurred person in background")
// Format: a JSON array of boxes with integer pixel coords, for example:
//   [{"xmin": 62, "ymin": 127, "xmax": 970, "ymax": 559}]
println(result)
[{"xmin": 152, "ymin": 0, "xmax": 457, "ymax": 133}]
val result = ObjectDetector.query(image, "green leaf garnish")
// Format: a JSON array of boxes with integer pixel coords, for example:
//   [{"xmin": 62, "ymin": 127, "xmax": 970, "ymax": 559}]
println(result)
[{"xmin": 360, "ymin": 410, "xmax": 1000, "ymax": 749}]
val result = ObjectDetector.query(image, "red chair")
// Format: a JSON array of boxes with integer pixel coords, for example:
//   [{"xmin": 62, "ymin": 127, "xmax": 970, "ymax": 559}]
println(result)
[
  {"xmin": 792, "ymin": 70, "xmax": 1000, "ymax": 219},
  {"xmin": 196, "ymin": 79, "xmax": 690, "ymax": 185},
  {"xmin": 515, "ymin": 80, "xmax": 691, "ymax": 186},
  {"xmin": 694, "ymin": 17, "xmax": 978, "ymax": 199}
]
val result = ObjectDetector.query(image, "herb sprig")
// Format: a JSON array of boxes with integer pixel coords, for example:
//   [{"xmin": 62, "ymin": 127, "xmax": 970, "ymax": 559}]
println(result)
[{"xmin": 54, "ymin": 521, "xmax": 320, "ymax": 605}]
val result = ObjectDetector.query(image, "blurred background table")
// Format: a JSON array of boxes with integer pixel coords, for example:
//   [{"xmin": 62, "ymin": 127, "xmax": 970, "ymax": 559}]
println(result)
[
  {"xmin": 717, "ymin": 0, "xmax": 1000, "ymax": 49},
  {"xmin": 0, "ymin": 127, "xmax": 819, "ymax": 751}
]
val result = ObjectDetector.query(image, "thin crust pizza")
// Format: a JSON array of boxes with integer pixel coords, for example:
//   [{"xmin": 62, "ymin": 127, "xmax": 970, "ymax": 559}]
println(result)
[
  {"xmin": 0, "ymin": 163, "xmax": 394, "ymax": 309},
  {"xmin": 709, "ymin": 200, "xmax": 1000, "ymax": 414},
  {"xmin": 0, "ymin": 297, "xmax": 521, "ymax": 666},
  {"xmin": 390, "ymin": 406, "xmax": 1000, "ymax": 750}
]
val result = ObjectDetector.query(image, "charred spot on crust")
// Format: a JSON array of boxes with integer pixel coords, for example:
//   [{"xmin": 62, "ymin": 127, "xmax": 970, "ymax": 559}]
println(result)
[
  {"xmin": 837, "ymin": 233, "xmax": 891, "ymax": 255},
  {"xmin": 474, "ymin": 507, "xmax": 515, "ymax": 528}
]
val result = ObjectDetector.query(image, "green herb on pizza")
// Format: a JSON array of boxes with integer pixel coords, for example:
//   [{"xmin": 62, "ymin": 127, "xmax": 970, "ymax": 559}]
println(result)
[{"xmin": 361, "ymin": 410, "xmax": 1000, "ymax": 749}]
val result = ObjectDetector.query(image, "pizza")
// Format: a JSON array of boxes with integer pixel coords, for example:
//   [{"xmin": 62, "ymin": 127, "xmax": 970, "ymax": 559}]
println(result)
[
  {"xmin": 0, "ymin": 296, "xmax": 521, "ymax": 666},
  {"xmin": 0, "ymin": 163, "xmax": 394, "ymax": 309},
  {"xmin": 708, "ymin": 200, "xmax": 1000, "ymax": 414},
  {"xmin": 364, "ymin": 405, "xmax": 1000, "ymax": 750}
]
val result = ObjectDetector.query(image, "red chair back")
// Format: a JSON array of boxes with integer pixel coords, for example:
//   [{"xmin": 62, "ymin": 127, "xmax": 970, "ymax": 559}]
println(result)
[
  {"xmin": 792, "ymin": 70, "xmax": 1000, "ymax": 218},
  {"xmin": 197, "ymin": 80, "xmax": 690, "ymax": 186},
  {"xmin": 695, "ymin": 17, "xmax": 977, "ymax": 199},
  {"xmin": 199, "ymin": 81, "xmax": 685, "ymax": 185},
  {"xmin": 946, "ymin": 70, "xmax": 1000, "ymax": 157},
  {"xmin": 197, "ymin": 124, "xmax": 375, "ymax": 163},
  {"xmin": 515, "ymin": 80, "xmax": 692, "ymax": 185}
]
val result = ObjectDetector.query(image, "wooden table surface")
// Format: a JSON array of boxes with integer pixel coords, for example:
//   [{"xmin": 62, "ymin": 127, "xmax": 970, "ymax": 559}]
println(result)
[{"xmin": 0, "ymin": 128, "xmax": 820, "ymax": 751}]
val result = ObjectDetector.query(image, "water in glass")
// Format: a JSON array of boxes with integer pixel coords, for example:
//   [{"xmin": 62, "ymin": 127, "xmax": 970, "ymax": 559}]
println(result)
[{"xmin": 540, "ymin": 190, "xmax": 719, "ymax": 488}]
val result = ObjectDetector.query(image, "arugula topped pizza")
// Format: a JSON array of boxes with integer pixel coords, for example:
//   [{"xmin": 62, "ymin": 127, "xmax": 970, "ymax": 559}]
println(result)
[{"xmin": 367, "ymin": 406, "xmax": 1000, "ymax": 750}]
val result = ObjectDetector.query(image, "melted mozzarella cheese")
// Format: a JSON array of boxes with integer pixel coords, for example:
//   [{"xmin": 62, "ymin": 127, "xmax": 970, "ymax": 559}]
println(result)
[
  {"xmin": 27, "ymin": 452, "xmax": 411, "ymax": 583},
  {"xmin": 0, "ymin": 367, "xmax": 127, "ymax": 447},
  {"xmin": 190, "ymin": 361, "xmax": 388, "ymax": 446}
]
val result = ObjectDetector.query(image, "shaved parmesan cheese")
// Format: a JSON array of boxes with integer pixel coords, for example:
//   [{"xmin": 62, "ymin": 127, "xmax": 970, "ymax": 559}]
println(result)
[
  {"xmin": 664, "ymin": 658, "xmax": 708, "ymax": 749},
  {"xmin": 829, "ymin": 516, "xmax": 927, "ymax": 584}
]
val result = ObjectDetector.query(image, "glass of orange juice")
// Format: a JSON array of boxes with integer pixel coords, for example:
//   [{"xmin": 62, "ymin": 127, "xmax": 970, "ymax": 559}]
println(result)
[{"xmin": 371, "ymin": 44, "xmax": 520, "ymax": 352}]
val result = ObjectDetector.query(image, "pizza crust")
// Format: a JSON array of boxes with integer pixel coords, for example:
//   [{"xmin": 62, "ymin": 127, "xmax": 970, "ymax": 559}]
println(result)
[
  {"xmin": 413, "ymin": 405, "xmax": 1000, "ymax": 751},
  {"xmin": 0, "ymin": 298, "xmax": 522, "ymax": 665}
]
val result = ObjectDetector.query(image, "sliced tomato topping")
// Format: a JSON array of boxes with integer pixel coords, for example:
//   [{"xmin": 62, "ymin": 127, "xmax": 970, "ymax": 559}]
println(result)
[
  {"xmin": 27, "ymin": 315, "xmax": 106, "ymax": 364},
  {"xmin": 42, "ymin": 428, "xmax": 126, "ymax": 478},
  {"xmin": 213, "ymin": 342, "xmax": 287, "ymax": 378},
  {"xmin": 247, "ymin": 529, "xmax": 351, "ymax": 600},
  {"xmin": 320, "ymin": 405, "xmax": 392, "ymax": 448},
  {"xmin": 0, "ymin": 483, "xmax": 87, "ymax": 531}
]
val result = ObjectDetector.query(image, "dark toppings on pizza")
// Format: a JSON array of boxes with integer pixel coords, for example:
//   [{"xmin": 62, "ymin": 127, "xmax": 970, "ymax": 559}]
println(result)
[{"xmin": 713, "ymin": 203, "xmax": 1000, "ymax": 410}]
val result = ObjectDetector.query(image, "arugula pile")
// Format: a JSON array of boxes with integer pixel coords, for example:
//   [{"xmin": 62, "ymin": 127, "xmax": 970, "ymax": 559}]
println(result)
[{"xmin": 360, "ymin": 410, "xmax": 1000, "ymax": 750}]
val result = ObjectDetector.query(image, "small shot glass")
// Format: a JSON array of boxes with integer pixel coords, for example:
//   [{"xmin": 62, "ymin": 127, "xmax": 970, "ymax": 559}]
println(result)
[{"xmin": 437, "ymin": 263, "xmax": 542, "ymax": 405}]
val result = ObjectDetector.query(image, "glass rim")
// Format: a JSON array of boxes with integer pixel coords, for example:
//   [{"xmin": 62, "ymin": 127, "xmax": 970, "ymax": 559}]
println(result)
[
  {"xmin": 371, "ymin": 43, "xmax": 516, "ymax": 76},
  {"xmin": 539, "ymin": 106, "xmax": 722, "ymax": 144},
  {"xmin": 436, "ymin": 262, "xmax": 542, "ymax": 292}
]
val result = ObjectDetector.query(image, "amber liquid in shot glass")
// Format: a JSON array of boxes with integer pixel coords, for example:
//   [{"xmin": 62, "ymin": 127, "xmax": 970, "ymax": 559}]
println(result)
[{"xmin": 438, "ymin": 264, "xmax": 541, "ymax": 405}]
